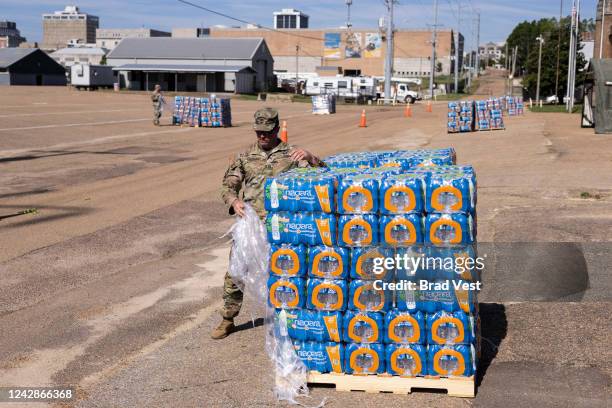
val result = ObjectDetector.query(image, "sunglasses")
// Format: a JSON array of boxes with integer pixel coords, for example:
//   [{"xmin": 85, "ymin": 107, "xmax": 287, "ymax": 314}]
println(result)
[{"xmin": 256, "ymin": 130, "xmax": 277, "ymax": 138}]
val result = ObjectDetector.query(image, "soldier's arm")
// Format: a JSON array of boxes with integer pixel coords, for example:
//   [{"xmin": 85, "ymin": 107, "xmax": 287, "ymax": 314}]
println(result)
[{"xmin": 220, "ymin": 155, "xmax": 244, "ymax": 215}]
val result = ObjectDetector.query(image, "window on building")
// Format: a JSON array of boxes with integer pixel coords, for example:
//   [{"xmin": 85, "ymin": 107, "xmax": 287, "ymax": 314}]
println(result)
[
  {"xmin": 289, "ymin": 15, "xmax": 296, "ymax": 28},
  {"xmin": 300, "ymin": 16, "xmax": 308, "ymax": 28},
  {"xmin": 276, "ymin": 15, "xmax": 283, "ymax": 28},
  {"xmin": 338, "ymin": 81, "xmax": 347, "ymax": 88}
]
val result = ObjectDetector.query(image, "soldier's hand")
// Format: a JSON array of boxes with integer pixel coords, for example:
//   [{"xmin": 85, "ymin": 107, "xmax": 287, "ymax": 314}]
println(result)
[
  {"xmin": 290, "ymin": 148, "xmax": 315, "ymax": 164},
  {"xmin": 231, "ymin": 199, "xmax": 246, "ymax": 217}
]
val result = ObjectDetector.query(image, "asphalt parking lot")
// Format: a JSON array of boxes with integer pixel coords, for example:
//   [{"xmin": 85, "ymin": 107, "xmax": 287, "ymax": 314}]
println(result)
[{"xmin": 0, "ymin": 73, "xmax": 610, "ymax": 407}]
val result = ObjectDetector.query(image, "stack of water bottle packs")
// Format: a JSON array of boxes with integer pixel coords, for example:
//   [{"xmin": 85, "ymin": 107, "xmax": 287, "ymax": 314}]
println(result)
[
  {"xmin": 504, "ymin": 96, "xmax": 524, "ymax": 116},
  {"xmin": 474, "ymin": 99, "xmax": 504, "ymax": 131},
  {"xmin": 172, "ymin": 96, "xmax": 232, "ymax": 127},
  {"xmin": 312, "ymin": 94, "xmax": 337, "ymax": 115},
  {"xmin": 447, "ymin": 101, "xmax": 474, "ymax": 133},
  {"xmin": 265, "ymin": 148, "xmax": 480, "ymax": 379}
]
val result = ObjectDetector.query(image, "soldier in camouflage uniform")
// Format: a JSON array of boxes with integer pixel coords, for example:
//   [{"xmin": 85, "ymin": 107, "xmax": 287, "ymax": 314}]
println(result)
[
  {"xmin": 212, "ymin": 107, "xmax": 325, "ymax": 339},
  {"xmin": 151, "ymin": 84, "xmax": 164, "ymax": 126}
]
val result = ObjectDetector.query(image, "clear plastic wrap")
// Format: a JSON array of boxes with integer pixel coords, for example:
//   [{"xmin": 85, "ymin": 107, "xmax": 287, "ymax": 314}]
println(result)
[{"xmin": 227, "ymin": 204, "xmax": 311, "ymax": 405}]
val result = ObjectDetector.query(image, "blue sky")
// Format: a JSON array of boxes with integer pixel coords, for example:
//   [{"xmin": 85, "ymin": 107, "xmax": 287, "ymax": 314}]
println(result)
[{"xmin": 4, "ymin": 0, "xmax": 598, "ymax": 47}]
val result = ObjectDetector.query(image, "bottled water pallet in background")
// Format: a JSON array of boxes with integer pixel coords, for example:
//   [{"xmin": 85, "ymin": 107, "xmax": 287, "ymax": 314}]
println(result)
[{"xmin": 306, "ymin": 371, "xmax": 475, "ymax": 397}]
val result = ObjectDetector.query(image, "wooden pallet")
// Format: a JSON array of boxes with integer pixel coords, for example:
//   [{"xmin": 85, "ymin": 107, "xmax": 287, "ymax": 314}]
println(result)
[{"xmin": 307, "ymin": 372, "xmax": 475, "ymax": 398}]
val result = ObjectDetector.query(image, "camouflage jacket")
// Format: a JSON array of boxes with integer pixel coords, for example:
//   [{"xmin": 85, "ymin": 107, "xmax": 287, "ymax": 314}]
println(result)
[
  {"xmin": 221, "ymin": 142, "xmax": 325, "ymax": 218},
  {"xmin": 151, "ymin": 93, "xmax": 163, "ymax": 110}
]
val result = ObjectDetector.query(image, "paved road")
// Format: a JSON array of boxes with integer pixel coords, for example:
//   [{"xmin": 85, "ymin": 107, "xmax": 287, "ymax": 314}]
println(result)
[{"xmin": 0, "ymin": 74, "xmax": 610, "ymax": 407}]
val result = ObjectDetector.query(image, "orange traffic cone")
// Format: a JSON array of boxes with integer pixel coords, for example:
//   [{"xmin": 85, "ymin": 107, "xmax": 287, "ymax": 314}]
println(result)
[
  {"xmin": 404, "ymin": 104, "xmax": 412, "ymax": 118},
  {"xmin": 426, "ymin": 100, "xmax": 433, "ymax": 113},
  {"xmin": 280, "ymin": 120, "xmax": 288, "ymax": 143},
  {"xmin": 359, "ymin": 109, "xmax": 367, "ymax": 127}
]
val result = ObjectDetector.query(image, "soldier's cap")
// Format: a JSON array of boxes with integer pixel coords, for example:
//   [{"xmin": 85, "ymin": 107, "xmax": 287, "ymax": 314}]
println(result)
[{"xmin": 253, "ymin": 108, "xmax": 279, "ymax": 132}]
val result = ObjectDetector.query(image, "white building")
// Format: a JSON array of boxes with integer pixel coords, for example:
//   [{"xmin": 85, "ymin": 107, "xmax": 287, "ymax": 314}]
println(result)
[
  {"xmin": 51, "ymin": 46, "xmax": 107, "ymax": 67},
  {"xmin": 479, "ymin": 41, "xmax": 504, "ymax": 64},
  {"xmin": 273, "ymin": 9, "xmax": 309, "ymax": 29},
  {"xmin": 96, "ymin": 28, "xmax": 170, "ymax": 51}
]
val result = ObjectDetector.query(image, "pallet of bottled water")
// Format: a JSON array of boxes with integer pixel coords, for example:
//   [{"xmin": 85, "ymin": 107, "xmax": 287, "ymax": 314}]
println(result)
[
  {"xmin": 172, "ymin": 95, "xmax": 232, "ymax": 127},
  {"xmin": 265, "ymin": 148, "xmax": 479, "ymax": 397},
  {"xmin": 312, "ymin": 94, "xmax": 336, "ymax": 115}
]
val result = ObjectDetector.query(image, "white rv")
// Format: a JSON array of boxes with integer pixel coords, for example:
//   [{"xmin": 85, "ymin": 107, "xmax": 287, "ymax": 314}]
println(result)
[
  {"xmin": 70, "ymin": 64, "xmax": 115, "ymax": 90},
  {"xmin": 304, "ymin": 76, "xmax": 378, "ymax": 100}
]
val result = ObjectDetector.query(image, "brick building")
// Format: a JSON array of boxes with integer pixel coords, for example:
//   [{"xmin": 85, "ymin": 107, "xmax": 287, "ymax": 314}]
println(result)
[
  {"xmin": 42, "ymin": 5, "xmax": 99, "ymax": 50},
  {"xmin": 207, "ymin": 27, "xmax": 462, "ymax": 77}
]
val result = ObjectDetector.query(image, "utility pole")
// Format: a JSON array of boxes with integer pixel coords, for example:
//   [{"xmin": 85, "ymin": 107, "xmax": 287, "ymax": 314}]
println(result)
[
  {"xmin": 346, "ymin": 0, "xmax": 353, "ymax": 29},
  {"xmin": 429, "ymin": 0, "xmax": 439, "ymax": 99},
  {"xmin": 600, "ymin": 0, "xmax": 608, "ymax": 58},
  {"xmin": 555, "ymin": 0, "xmax": 563, "ymax": 100},
  {"xmin": 475, "ymin": 11, "xmax": 480, "ymax": 77},
  {"xmin": 566, "ymin": 0, "xmax": 580, "ymax": 112},
  {"xmin": 454, "ymin": 1, "xmax": 461, "ymax": 93},
  {"xmin": 536, "ymin": 35, "xmax": 544, "ymax": 102},
  {"xmin": 295, "ymin": 44, "xmax": 299, "ymax": 94},
  {"xmin": 570, "ymin": 0, "xmax": 581, "ymax": 111},
  {"xmin": 384, "ymin": 0, "xmax": 395, "ymax": 103}
]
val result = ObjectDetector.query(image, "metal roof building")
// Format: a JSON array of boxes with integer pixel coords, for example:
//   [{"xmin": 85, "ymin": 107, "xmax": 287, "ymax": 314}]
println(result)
[
  {"xmin": 107, "ymin": 37, "xmax": 274, "ymax": 93},
  {"xmin": 0, "ymin": 48, "xmax": 66, "ymax": 86}
]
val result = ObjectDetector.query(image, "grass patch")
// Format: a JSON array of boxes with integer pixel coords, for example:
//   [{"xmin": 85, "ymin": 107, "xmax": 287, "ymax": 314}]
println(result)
[
  {"xmin": 235, "ymin": 94, "xmax": 260, "ymax": 101},
  {"xmin": 529, "ymin": 104, "xmax": 582, "ymax": 114},
  {"xmin": 434, "ymin": 93, "xmax": 465, "ymax": 101},
  {"xmin": 580, "ymin": 191, "xmax": 602, "ymax": 199}
]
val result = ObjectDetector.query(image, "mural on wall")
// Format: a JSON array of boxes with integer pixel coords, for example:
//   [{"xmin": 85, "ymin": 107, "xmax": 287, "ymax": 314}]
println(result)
[
  {"xmin": 324, "ymin": 32, "xmax": 341, "ymax": 59},
  {"xmin": 364, "ymin": 32, "xmax": 382, "ymax": 58},
  {"xmin": 344, "ymin": 32, "xmax": 362, "ymax": 58}
]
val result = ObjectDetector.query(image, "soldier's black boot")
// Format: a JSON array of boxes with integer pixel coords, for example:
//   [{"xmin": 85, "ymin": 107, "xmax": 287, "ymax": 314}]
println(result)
[{"xmin": 211, "ymin": 318, "xmax": 235, "ymax": 340}]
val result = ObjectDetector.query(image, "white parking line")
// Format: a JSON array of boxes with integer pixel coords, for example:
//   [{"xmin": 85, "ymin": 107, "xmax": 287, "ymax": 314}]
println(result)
[
  {"xmin": 0, "ymin": 127, "xmax": 193, "ymax": 157},
  {"xmin": 0, "ymin": 109, "xmax": 147, "ymax": 118},
  {"xmin": 0, "ymin": 118, "xmax": 150, "ymax": 132}
]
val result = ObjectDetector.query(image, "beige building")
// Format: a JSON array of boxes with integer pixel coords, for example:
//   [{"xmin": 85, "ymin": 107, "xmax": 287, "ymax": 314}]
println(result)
[
  {"xmin": 96, "ymin": 28, "xmax": 170, "ymax": 51},
  {"xmin": 42, "ymin": 5, "xmax": 99, "ymax": 50},
  {"xmin": 208, "ymin": 27, "xmax": 462, "ymax": 77},
  {"xmin": 172, "ymin": 27, "xmax": 211, "ymax": 38},
  {"xmin": 594, "ymin": 0, "xmax": 612, "ymax": 59},
  {"xmin": 51, "ymin": 46, "xmax": 106, "ymax": 67}
]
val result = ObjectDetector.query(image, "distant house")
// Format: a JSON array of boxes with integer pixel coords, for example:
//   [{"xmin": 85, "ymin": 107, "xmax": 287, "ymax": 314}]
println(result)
[
  {"xmin": 0, "ymin": 48, "xmax": 66, "ymax": 85},
  {"xmin": 107, "ymin": 37, "xmax": 274, "ymax": 93}
]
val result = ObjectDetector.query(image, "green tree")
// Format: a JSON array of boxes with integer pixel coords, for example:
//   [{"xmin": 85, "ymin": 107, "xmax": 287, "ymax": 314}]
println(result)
[
  {"xmin": 506, "ymin": 16, "xmax": 586, "ymax": 99},
  {"xmin": 100, "ymin": 54, "xmax": 107, "ymax": 65}
]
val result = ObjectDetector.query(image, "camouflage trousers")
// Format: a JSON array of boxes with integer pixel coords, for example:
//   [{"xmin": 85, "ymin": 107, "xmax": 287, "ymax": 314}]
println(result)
[
  {"xmin": 222, "ymin": 248, "xmax": 243, "ymax": 319},
  {"xmin": 153, "ymin": 108, "xmax": 162, "ymax": 125}
]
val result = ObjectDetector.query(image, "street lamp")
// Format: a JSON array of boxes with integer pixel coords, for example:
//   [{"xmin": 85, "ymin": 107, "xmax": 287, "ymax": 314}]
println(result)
[{"xmin": 535, "ymin": 35, "xmax": 544, "ymax": 103}]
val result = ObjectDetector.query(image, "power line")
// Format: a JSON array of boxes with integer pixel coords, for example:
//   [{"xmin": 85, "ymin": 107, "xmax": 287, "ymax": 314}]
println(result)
[{"xmin": 175, "ymin": 0, "xmax": 325, "ymax": 42}]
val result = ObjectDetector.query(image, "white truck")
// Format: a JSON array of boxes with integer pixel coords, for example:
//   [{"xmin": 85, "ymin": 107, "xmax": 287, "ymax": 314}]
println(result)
[
  {"xmin": 374, "ymin": 77, "xmax": 423, "ymax": 103},
  {"xmin": 70, "ymin": 64, "xmax": 115, "ymax": 90}
]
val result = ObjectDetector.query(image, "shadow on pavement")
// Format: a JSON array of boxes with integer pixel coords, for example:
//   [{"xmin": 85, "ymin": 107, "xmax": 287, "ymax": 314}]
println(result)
[{"xmin": 476, "ymin": 303, "xmax": 507, "ymax": 389}]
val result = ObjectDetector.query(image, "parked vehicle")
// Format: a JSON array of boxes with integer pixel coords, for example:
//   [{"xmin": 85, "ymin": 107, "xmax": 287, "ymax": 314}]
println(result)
[
  {"xmin": 304, "ymin": 76, "xmax": 379, "ymax": 101},
  {"xmin": 70, "ymin": 64, "xmax": 114, "ymax": 90},
  {"xmin": 375, "ymin": 80, "xmax": 422, "ymax": 103}
]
